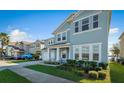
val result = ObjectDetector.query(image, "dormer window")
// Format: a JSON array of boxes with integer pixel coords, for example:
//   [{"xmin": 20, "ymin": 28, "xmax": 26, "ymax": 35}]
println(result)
[
  {"xmin": 75, "ymin": 22, "xmax": 79, "ymax": 33},
  {"xmin": 93, "ymin": 14, "xmax": 98, "ymax": 28},
  {"xmin": 82, "ymin": 18, "xmax": 89, "ymax": 31}
]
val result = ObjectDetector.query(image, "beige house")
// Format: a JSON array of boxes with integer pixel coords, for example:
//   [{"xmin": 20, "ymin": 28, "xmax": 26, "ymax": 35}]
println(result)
[
  {"xmin": 29, "ymin": 40, "xmax": 45, "ymax": 55},
  {"xmin": 119, "ymin": 32, "xmax": 124, "ymax": 58}
]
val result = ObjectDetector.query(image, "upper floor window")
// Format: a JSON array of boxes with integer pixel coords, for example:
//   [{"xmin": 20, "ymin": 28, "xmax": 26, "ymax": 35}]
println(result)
[
  {"xmin": 62, "ymin": 32, "xmax": 66, "ymax": 40},
  {"xmin": 48, "ymin": 39, "xmax": 54, "ymax": 45},
  {"xmin": 57, "ymin": 34, "xmax": 61, "ymax": 41},
  {"xmin": 82, "ymin": 18, "xmax": 89, "ymax": 31},
  {"xmin": 75, "ymin": 22, "xmax": 79, "ymax": 33},
  {"xmin": 93, "ymin": 15, "xmax": 98, "ymax": 28}
]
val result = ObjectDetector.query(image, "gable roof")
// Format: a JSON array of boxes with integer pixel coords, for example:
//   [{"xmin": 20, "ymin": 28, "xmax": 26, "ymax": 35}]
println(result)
[{"xmin": 52, "ymin": 13, "xmax": 76, "ymax": 34}]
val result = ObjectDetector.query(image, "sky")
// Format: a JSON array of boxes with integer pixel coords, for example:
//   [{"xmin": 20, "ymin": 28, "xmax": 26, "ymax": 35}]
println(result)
[{"xmin": 0, "ymin": 10, "xmax": 123, "ymax": 51}]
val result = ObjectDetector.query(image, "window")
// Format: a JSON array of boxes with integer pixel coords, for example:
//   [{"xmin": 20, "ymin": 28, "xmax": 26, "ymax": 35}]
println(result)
[
  {"xmin": 82, "ymin": 18, "xmax": 89, "ymax": 31},
  {"xmin": 75, "ymin": 48, "xmax": 79, "ymax": 60},
  {"xmin": 93, "ymin": 45, "xmax": 99, "ymax": 61},
  {"xmin": 82, "ymin": 46, "xmax": 89, "ymax": 60},
  {"xmin": 93, "ymin": 15, "xmax": 98, "ymax": 28},
  {"xmin": 75, "ymin": 22, "xmax": 79, "ymax": 32},
  {"xmin": 62, "ymin": 32, "xmax": 66, "ymax": 40},
  {"xmin": 57, "ymin": 34, "xmax": 61, "ymax": 41}
]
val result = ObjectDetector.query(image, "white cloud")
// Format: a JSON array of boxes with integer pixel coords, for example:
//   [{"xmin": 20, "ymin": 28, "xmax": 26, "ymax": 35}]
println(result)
[
  {"xmin": 9, "ymin": 29, "xmax": 34, "ymax": 42},
  {"xmin": 109, "ymin": 28, "xmax": 119, "ymax": 34}
]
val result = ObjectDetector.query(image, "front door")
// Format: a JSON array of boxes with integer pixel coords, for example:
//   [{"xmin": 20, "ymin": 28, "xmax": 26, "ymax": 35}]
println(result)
[{"xmin": 61, "ymin": 49, "xmax": 67, "ymax": 60}]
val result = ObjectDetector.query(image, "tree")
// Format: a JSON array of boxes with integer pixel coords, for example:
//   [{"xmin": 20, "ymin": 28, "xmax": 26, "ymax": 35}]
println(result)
[
  {"xmin": 110, "ymin": 43, "xmax": 120, "ymax": 60},
  {"xmin": 0, "ymin": 32, "xmax": 9, "ymax": 59}
]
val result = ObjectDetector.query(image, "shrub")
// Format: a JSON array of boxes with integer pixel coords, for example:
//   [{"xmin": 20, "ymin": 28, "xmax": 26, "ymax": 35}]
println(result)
[
  {"xmin": 89, "ymin": 71, "xmax": 98, "ymax": 79},
  {"xmin": 75, "ymin": 70, "xmax": 84, "ymax": 76},
  {"xmin": 98, "ymin": 71, "xmax": 106, "ymax": 80},
  {"xmin": 99, "ymin": 62, "xmax": 108, "ymax": 70},
  {"xmin": 44, "ymin": 61, "xmax": 60, "ymax": 65},
  {"xmin": 84, "ymin": 67, "xmax": 90, "ymax": 73},
  {"xmin": 76, "ymin": 60, "xmax": 85, "ymax": 68},
  {"xmin": 95, "ymin": 67, "xmax": 102, "ymax": 72},
  {"xmin": 89, "ymin": 61, "xmax": 97, "ymax": 69},
  {"xmin": 67, "ymin": 59, "xmax": 76, "ymax": 67}
]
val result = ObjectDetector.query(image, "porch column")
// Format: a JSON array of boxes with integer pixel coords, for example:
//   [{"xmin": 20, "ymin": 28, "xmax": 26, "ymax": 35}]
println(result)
[
  {"xmin": 56, "ymin": 48, "xmax": 59, "ymax": 61},
  {"xmin": 69, "ymin": 47, "xmax": 71, "ymax": 59},
  {"xmin": 47, "ymin": 48, "xmax": 50, "ymax": 61}
]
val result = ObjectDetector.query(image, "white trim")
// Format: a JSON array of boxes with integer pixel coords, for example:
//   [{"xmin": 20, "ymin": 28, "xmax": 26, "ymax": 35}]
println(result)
[
  {"xmin": 73, "ymin": 42, "xmax": 102, "ymax": 62},
  {"xmin": 73, "ymin": 27, "xmax": 102, "ymax": 35},
  {"xmin": 55, "ymin": 28, "xmax": 70, "ymax": 35},
  {"xmin": 56, "ymin": 31, "xmax": 68, "ymax": 42},
  {"xmin": 73, "ymin": 11, "xmax": 102, "ymax": 23}
]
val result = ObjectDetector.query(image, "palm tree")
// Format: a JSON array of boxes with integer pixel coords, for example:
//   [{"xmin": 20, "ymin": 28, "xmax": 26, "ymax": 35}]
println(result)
[{"xmin": 0, "ymin": 32, "xmax": 9, "ymax": 59}]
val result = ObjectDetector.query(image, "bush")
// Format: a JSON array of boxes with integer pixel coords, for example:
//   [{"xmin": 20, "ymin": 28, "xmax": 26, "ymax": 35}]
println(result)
[
  {"xmin": 44, "ymin": 61, "xmax": 60, "ymax": 65},
  {"xmin": 75, "ymin": 70, "xmax": 84, "ymax": 76},
  {"xmin": 98, "ymin": 71, "xmax": 106, "ymax": 80},
  {"xmin": 67, "ymin": 59, "xmax": 76, "ymax": 67},
  {"xmin": 89, "ymin": 71, "xmax": 98, "ymax": 79},
  {"xmin": 95, "ymin": 67, "xmax": 102, "ymax": 72},
  {"xmin": 89, "ymin": 61, "xmax": 97, "ymax": 69},
  {"xmin": 99, "ymin": 63, "xmax": 108, "ymax": 70},
  {"xmin": 84, "ymin": 67, "xmax": 90, "ymax": 73},
  {"xmin": 76, "ymin": 60, "xmax": 85, "ymax": 68}
]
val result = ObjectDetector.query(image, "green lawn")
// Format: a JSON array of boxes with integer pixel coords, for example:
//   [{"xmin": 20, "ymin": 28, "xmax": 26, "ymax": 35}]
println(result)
[
  {"xmin": 10, "ymin": 60, "xmax": 33, "ymax": 63},
  {"xmin": 0, "ymin": 69, "xmax": 31, "ymax": 83},
  {"xmin": 26, "ymin": 65, "xmax": 110, "ymax": 83},
  {"xmin": 109, "ymin": 62, "xmax": 124, "ymax": 83}
]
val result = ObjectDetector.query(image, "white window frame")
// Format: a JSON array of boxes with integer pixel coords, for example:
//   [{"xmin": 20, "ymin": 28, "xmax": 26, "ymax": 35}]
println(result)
[
  {"xmin": 73, "ymin": 43, "xmax": 102, "ymax": 62},
  {"xmin": 92, "ymin": 14, "xmax": 99, "ymax": 29},
  {"xmin": 56, "ymin": 31, "xmax": 67, "ymax": 42},
  {"xmin": 81, "ymin": 17, "xmax": 90, "ymax": 31}
]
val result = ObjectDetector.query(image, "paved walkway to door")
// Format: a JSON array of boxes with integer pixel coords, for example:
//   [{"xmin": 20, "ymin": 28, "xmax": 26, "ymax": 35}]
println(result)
[{"xmin": 9, "ymin": 67, "xmax": 74, "ymax": 83}]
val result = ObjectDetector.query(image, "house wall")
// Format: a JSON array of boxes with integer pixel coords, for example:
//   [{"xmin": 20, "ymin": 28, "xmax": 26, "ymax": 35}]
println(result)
[
  {"xmin": 120, "ymin": 35, "xmax": 124, "ymax": 58},
  {"xmin": 69, "ymin": 10, "xmax": 110, "ymax": 62}
]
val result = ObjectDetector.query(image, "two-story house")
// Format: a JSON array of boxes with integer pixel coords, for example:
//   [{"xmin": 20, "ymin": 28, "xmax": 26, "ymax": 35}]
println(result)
[{"xmin": 42, "ymin": 10, "xmax": 111, "ymax": 63}]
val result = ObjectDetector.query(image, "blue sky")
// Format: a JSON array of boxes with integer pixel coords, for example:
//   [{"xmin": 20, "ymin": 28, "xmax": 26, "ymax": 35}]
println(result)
[{"xmin": 0, "ymin": 10, "xmax": 123, "ymax": 50}]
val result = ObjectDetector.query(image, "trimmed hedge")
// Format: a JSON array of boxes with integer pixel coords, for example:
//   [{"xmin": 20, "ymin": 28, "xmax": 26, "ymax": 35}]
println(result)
[
  {"xmin": 98, "ymin": 71, "xmax": 106, "ymax": 80},
  {"xmin": 88, "ymin": 71, "xmax": 98, "ymax": 79}
]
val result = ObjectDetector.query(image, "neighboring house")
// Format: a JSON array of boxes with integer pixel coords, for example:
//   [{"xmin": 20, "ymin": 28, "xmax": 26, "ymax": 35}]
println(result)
[
  {"xmin": 42, "ymin": 10, "xmax": 111, "ymax": 63},
  {"xmin": 29, "ymin": 40, "xmax": 45, "ymax": 57},
  {"xmin": 6, "ymin": 45, "xmax": 24, "ymax": 57},
  {"xmin": 15, "ymin": 41, "xmax": 32, "ymax": 54},
  {"xmin": 119, "ymin": 32, "xmax": 124, "ymax": 58}
]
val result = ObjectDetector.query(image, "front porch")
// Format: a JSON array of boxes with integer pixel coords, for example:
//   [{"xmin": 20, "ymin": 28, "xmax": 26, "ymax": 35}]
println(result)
[{"xmin": 47, "ymin": 45, "xmax": 71, "ymax": 63}]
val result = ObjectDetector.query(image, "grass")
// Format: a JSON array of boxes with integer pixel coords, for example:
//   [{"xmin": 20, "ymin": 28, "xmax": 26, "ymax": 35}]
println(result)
[
  {"xmin": 109, "ymin": 62, "xmax": 124, "ymax": 83},
  {"xmin": 10, "ymin": 60, "xmax": 33, "ymax": 63},
  {"xmin": 0, "ymin": 69, "xmax": 31, "ymax": 83},
  {"xmin": 26, "ymin": 65, "xmax": 110, "ymax": 83}
]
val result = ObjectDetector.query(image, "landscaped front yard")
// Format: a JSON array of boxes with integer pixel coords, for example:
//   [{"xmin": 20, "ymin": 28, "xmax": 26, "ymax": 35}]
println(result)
[
  {"xmin": 0, "ymin": 69, "xmax": 31, "ymax": 83},
  {"xmin": 26, "ymin": 64, "xmax": 110, "ymax": 83},
  {"xmin": 109, "ymin": 62, "xmax": 124, "ymax": 83}
]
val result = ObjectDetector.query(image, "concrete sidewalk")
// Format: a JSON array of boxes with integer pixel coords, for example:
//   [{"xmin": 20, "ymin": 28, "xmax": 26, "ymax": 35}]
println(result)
[{"xmin": 10, "ymin": 67, "xmax": 74, "ymax": 83}]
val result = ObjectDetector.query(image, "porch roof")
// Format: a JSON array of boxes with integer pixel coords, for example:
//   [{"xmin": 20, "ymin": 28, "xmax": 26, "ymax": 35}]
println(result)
[{"xmin": 48, "ymin": 43, "xmax": 71, "ymax": 48}]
